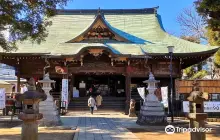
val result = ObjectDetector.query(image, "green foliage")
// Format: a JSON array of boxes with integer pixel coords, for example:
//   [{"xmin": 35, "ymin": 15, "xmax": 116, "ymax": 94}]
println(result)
[
  {"xmin": 181, "ymin": 35, "xmax": 207, "ymax": 79},
  {"xmin": 183, "ymin": 66, "xmax": 195, "ymax": 79},
  {"xmin": 206, "ymin": 25, "xmax": 220, "ymax": 68},
  {"xmin": 183, "ymin": 67, "xmax": 208, "ymax": 79},
  {"xmin": 195, "ymin": 0, "xmax": 220, "ymax": 31},
  {"xmin": 214, "ymin": 50, "xmax": 220, "ymax": 68},
  {"xmin": 0, "ymin": 0, "xmax": 70, "ymax": 51},
  {"xmin": 207, "ymin": 28, "xmax": 220, "ymax": 46},
  {"xmin": 190, "ymin": 70, "xmax": 208, "ymax": 79},
  {"xmin": 195, "ymin": 1, "xmax": 220, "ymax": 67}
]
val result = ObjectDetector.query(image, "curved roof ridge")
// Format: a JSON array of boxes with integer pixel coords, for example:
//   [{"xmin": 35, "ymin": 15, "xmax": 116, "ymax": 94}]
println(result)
[{"xmin": 57, "ymin": 7, "xmax": 158, "ymax": 15}]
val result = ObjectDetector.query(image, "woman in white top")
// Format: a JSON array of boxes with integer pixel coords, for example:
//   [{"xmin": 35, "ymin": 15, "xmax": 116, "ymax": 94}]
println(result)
[{"xmin": 88, "ymin": 96, "xmax": 96, "ymax": 114}]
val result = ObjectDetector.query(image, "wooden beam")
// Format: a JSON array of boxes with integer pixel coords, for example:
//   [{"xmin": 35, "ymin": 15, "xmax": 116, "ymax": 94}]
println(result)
[
  {"xmin": 16, "ymin": 58, "xmax": 21, "ymax": 93},
  {"xmin": 70, "ymin": 74, "xmax": 75, "ymax": 100}
]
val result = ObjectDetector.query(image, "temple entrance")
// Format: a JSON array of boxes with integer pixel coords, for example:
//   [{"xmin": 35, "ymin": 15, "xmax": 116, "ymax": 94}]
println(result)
[{"xmin": 73, "ymin": 74, "xmax": 125, "ymax": 97}]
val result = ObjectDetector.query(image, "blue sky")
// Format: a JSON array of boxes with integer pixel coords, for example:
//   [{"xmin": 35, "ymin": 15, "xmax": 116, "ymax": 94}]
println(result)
[{"xmin": 65, "ymin": 0, "xmax": 196, "ymax": 37}]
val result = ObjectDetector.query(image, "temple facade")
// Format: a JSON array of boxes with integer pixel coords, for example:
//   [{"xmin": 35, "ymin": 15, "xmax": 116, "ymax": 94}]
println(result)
[{"xmin": 0, "ymin": 8, "xmax": 218, "ymax": 113}]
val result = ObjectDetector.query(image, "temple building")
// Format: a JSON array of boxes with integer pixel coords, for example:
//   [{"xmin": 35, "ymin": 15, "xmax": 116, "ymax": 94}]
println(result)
[{"xmin": 0, "ymin": 8, "xmax": 218, "ymax": 113}]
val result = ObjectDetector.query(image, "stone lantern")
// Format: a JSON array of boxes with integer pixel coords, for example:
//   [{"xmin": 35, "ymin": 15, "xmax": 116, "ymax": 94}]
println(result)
[
  {"xmin": 15, "ymin": 78, "xmax": 47, "ymax": 140},
  {"xmin": 38, "ymin": 73, "xmax": 61, "ymax": 126},
  {"xmin": 187, "ymin": 80, "xmax": 209, "ymax": 140},
  {"xmin": 137, "ymin": 72, "xmax": 167, "ymax": 125}
]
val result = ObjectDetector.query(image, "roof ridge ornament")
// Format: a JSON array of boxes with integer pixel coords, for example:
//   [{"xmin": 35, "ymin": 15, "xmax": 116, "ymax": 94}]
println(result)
[
  {"xmin": 98, "ymin": 7, "xmax": 101, "ymax": 15},
  {"xmin": 154, "ymin": 6, "xmax": 159, "ymax": 15}
]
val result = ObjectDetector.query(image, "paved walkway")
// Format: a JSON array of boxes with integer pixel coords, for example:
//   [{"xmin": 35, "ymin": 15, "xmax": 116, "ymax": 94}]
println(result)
[
  {"xmin": 61, "ymin": 111, "xmax": 220, "ymax": 140},
  {"xmin": 61, "ymin": 111, "xmax": 139, "ymax": 140},
  {"xmin": 2, "ymin": 110, "xmax": 220, "ymax": 140}
]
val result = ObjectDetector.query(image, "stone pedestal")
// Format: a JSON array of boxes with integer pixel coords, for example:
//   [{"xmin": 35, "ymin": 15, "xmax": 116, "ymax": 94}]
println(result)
[
  {"xmin": 137, "ymin": 99, "xmax": 166, "ymax": 124},
  {"xmin": 38, "ymin": 76, "xmax": 61, "ymax": 127},
  {"xmin": 137, "ymin": 73, "xmax": 167, "ymax": 125}
]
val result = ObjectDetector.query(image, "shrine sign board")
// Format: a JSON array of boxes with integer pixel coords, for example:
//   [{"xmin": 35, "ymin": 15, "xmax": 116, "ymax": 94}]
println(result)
[
  {"xmin": 183, "ymin": 101, "xmax": 220, "ymax": 112},
  {"xmin": 61, "ymin": 79, "xmax": 69, "ymax": 109}
]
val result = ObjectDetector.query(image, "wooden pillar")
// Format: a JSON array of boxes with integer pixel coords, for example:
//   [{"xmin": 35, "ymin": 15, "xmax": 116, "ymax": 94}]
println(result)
[
  {"xmin": 17, "ymin": 58, "xmax": 21, "ymax": 93},
  {"xmin": 70, "ymin": 74, "xmax": 74, "ymax": 100},
  {"xmin": 179, "ymin": 58, "xmax": 182, "ymax": 78},
  {"xmin": 125, "ymin": 74, "xmax": 131, "ymax": 115}
]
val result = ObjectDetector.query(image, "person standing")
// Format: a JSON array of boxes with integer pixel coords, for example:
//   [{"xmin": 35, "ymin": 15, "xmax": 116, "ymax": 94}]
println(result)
[
  {"xmin": 96, "ymin": 94, "xmax": 103, "ymax": 107},
  {"xmin": 88, "ymin": 96, "xmax": 96, "ymax": 114}
]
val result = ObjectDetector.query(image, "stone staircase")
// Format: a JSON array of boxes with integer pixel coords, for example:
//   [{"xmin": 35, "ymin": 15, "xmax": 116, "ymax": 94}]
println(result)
[{"xmin": 68, "ymin": 97, "xmax": 126, "ymax": 110}]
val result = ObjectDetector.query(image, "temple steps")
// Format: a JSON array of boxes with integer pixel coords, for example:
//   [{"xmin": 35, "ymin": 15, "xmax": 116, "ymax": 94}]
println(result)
[{"xmin": 68, "ymin": 97, "xmax": 126, "ymax": 110}]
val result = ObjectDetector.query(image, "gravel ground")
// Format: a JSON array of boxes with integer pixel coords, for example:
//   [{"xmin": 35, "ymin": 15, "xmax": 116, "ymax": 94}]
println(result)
[
  {"xmin": 128, "ymin": 127, "xmax": 220, "ymax": 140},
  {"xmin": 0, "ymin": 128, "xmax": 76, "ymax": 140}
]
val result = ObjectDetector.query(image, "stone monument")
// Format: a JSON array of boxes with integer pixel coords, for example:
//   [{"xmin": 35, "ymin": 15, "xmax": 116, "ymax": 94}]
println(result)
[
  {"xmin": 187, "ymin": 80, "xmax": 209, "ymax": 140},
  {"xmin": 38, "ymin": 59, "xmax": 61, "ymax": 126},
  {"xmin": 38, "ymin": 73, "xmax": 61, "ymax": 126},
  {"xmin": 137, "ymin": 72, "xmax": 167, "ymax": 125},
  {"xmin": 15, "ymin": 78, "xmax": 47, "ymax": 140}
]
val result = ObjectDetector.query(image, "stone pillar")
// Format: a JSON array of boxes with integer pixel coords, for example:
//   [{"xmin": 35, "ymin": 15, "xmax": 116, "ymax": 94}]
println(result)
[
  {"xmin": 21, "ymin": 122, "xmax": 38, "ymax": 140},
  {"xmin": 187, "ymin": 80, "xmax": 209, "ymax": 140},
  {"xmin": 125, "ymin": 75, "xmax": 131, "ymax": 115}
]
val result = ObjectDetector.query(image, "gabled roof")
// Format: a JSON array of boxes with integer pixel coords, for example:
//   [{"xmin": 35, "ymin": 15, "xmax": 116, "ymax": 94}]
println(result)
[
  {"xmin": 0, "ymin": 8, "xmax": 218, "ymax": 57},
  {"xmin": 66, "ymin": 11, "xmax": 131, "ymax": 43}
]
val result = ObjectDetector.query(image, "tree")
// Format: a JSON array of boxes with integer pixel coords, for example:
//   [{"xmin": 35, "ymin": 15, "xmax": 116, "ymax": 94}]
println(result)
[
  {"xmin": 180, "ymin": 35, "xmax": 205, "ymax": 72},
  {"xmin": 0, "ymin": 0, "xmax": 69, "ymax": 51},
  {"xmin": 195, "ymin": 0, "xmax": 220, "ymax": 67},
  {"xmin": 180, "ymin": 36, "xmax": 207, "ymax": 79},
  {"xmin": 177, "ymin": 6, "xmax": 207, "ymax": 41},
  {"xmin": 180, "ymin": 36, "xmax": 200, "ymax": 44},
  {"xmin": 207, "ymin": 28, "xmax": 220, "ymax": 46},
  {"xmin": 182, "ymin": 66, "xmax": 196, "ymax": 79},
  {"xmin": 195, "ymin": 0, "xmax": 220, "ymax": 31}
]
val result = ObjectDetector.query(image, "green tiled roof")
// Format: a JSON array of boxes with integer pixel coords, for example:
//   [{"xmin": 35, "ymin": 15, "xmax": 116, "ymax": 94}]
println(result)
[{"xmin": 1, "ymin": 8, "xmax": 218, "ymax": 56}]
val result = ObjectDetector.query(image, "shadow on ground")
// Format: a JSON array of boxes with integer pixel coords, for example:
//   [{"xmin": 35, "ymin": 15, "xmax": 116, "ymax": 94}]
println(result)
[{"xmin": 0, "ymin": 121, "xmax": 22, "ymax": 128}]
